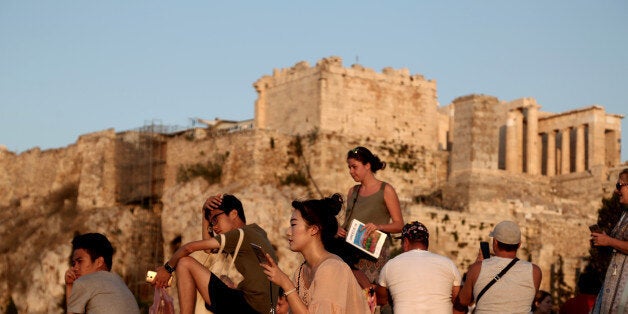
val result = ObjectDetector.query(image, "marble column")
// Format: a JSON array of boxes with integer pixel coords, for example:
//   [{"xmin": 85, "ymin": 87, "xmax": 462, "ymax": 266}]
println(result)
[
  {"xmin": 526, "ymin": 106, "xmax": 539, "ymax": 175},
  {"xmin": 547, "ymin": 130, "xmax": 556, "ymax": 176},
  {"xmin": 575, "ymin": 124, "xmax": 586, "ymax": 172},
  {"xmin": 506, "ymin": 110, "xmax": 524, "ymax": 173},
  {"xmin": 560, "ymin": 127, "xmax": 571, "ymax": 174}
]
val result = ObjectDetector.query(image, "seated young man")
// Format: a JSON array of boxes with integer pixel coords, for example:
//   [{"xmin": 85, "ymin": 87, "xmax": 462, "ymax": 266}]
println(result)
[
  {"xmin": 65, "ymin": 233, "xmax": 140, "ymax": 314},
  {"xmin": 153, "ymin": 194, "xmax": 279, "ymax": 314}
]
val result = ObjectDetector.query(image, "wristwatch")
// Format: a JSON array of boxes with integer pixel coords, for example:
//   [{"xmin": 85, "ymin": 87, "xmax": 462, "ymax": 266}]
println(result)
[{"xmin": 164, "ymin": 262, "xmax": 176, "ymax": 274}]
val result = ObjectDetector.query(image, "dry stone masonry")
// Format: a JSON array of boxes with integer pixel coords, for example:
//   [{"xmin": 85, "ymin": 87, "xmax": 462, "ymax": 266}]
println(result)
[{"xmin": 0, "ymin": 56, "xmax": 623, "ymax": 313}]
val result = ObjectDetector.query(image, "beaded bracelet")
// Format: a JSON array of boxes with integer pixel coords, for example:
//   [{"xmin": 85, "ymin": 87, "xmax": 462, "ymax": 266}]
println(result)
[{"xmin": 283, "ymin": 288, "xmax": 297, "ymax": 297}]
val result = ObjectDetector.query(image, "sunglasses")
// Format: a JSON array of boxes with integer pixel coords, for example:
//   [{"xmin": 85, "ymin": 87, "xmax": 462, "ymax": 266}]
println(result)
[{"xmin": 617, "ymin": 182, "xmax": 628, "ymax": 190}]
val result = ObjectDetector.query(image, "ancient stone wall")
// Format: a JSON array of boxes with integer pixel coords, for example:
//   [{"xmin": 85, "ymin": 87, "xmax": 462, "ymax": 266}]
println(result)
[
  {"xmin": 254, "ymin": 57, "xmax": 440, "ymax": 150},
  {"xmin": 0, "ymin": 56, "xmax": 624, "ymax": 312},
  {"xmin": 0, "ymin": 144, "xmax": 81, "ymax": 209},
  {"xmin": 76, "ymin": 129, "xmax": 117, "ymax": 210},
  {"xmin": 0, "ymin": 123, "xmax": 622, "ymax": 313},
  {"xmin": 254, "ymin": 60, "xmax": 322, "ymax": 136},
  {"xmin": 450, "ymin": 95, "xmax": 502, "ymax": 173},
  {"xmin": 162, "ymin": 126, "xmax": 445, "ymax": 203},
  {"xmin": 402, "ymin": 202, "xmax": 592, "ymax": 293}
]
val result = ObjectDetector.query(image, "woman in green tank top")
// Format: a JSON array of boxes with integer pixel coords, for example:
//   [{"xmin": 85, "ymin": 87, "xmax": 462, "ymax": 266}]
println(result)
[{"xmin": 337, "ymin": 146, "xmax": 404, "ymax": 284}]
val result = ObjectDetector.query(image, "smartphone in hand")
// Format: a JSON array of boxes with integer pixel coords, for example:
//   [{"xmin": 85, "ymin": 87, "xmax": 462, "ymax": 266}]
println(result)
[
  {"xmin": 146, "ymin": 270, "xmax": 173, "ymax": 286},
  {"xmin": 589, "ymin": 224, "xmax": 602, "ymax": 233},
  {"xmin": 250, "ymin": 243, "xmax": 269, "ymax": 265},
  {"xmin": 480, "ymin": 241, "xmax": 490, "ymax": 259}
]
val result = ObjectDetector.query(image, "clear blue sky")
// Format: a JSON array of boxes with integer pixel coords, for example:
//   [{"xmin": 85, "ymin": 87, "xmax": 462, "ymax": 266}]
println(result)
[{"xmin": 1, "ymin": 1, "xmax": 627, "ymax": 161}]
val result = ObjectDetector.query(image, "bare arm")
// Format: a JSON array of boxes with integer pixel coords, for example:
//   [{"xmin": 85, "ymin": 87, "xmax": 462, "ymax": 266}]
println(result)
[
  {"xmin": 456, "ymin": 261, "xmax": 481, "ymax": 307},
  {"xmin": 153, "ymin": 238, "xmax": 220, "ymax": 287},
  {"xmin": 451, "ymin": 285, "xmax": 464, "ymax": 314},
  {"xmin": 375, "ymin": 285, "xmax": 389, "ymax": 306},
  {"xmin": 260, "ymin": 254, "xmax": 308, "ymax": 314},
  {"xmin": 202, "ymin": 213, "xmax": 211, "ymax": 241},
  {"xmin": 532, "ymin": 264, "xmax": 542, "ymax": 292},
  {"xmin": 170, "ymin": 239, "xmax": 220, "ymax": 266},
  {"xmin": 378, "ymin": 184, "xmax": 404, "ymax": 234},
  {"xmin": 592, "ymin": 232, "xmax": 628, "ymax": 254},
  {"xmin": 451, "ymin": 285, "xmax": 461, "ymax": 303},
  {"xmin": 64, "ymin": 268, "xmax": 76, "ymax": 311},
  {"xmin": 202, "ymin": 194, "xmax": 223, "ymax": 253}
]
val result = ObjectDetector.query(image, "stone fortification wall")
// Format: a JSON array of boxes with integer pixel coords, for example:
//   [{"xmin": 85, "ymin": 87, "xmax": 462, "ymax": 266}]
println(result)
[
  {"xmin": 76, "ymin": 129, "xmax": 117, "ymax": 209},
  {"xmin": 1, "ymin": 56, "xmax": 624, "ymax": 312},
  {"xmin": 437, "ymin": 104, "xmax": 454, "ymax": 151},
  {"xmin": 254, "ymin": 60, "xmax": 322, "ymax": 136},
  {"xmin": 551, "ymin": 170, "xmax": 610, "ymax": 217},
  {"xmin": 0, "ymin": 128, "xmax": 121, "ymax": 212},
  {"xmin": 0, "ymin": 129, "xmax": 164, "ymax": 313},
  {"xmin": 402, "ymin": 202, "xmax": 592, "ymax": 293},
  {"xmin": 444, "ymin": 169, "xmax": 555, "ymax": 213},
  {"xmin": 254, "ymin": 56, "xmax": 440, "ymax": 150},
  {"xmin": 163, "ymin": 127, "xmax": 448, "ymax": 204},
  {"xmin": 0, "ymin": 144, "xmax": 80, "ymax": 209},
  {"xmin": 449, "ymin": 95, "xmax": 502, "ymax": 174}
]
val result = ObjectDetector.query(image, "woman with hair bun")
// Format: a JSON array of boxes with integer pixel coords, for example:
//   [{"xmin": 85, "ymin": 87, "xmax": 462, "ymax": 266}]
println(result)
[
  {"xmin": 261, "ymin": 194, "xmax": 370, "ymax": 314},
  {"xmin": 337, "ymin": 146, "xmax": 404, "ymax": 285}
]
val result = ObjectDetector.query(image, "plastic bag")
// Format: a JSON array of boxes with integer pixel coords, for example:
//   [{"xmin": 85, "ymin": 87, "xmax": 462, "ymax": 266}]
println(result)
[{"xmin": 149, "ymin": 286, "xmax": 174, "ymax": 314}]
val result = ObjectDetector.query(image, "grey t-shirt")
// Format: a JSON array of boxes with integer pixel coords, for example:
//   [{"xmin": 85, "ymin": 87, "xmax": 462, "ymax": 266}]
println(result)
[{"xmin": 67, "ymin": 271, "xmax": 140, "ymax": 314}]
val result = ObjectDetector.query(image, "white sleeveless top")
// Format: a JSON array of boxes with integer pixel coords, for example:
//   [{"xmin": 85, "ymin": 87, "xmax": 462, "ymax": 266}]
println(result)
[{"xmin": 472, "ymin": 257, "xmax": 535, "ymax": 314}]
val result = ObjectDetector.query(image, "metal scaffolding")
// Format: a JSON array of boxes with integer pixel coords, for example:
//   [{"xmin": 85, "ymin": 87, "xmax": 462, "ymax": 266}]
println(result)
[{"xmin": 114, "ymin": 120, "xmax": 185, "ymax": 304}]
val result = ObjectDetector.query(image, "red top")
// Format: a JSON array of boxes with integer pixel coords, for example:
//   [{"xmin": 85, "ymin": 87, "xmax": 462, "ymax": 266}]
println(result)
[{"xmin": 559, "ymin": 294, "xmax": 597, "ymax": 314}]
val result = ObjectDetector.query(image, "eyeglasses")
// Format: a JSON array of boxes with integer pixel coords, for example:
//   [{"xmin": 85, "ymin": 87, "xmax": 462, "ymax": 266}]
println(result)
[
  {"xmin": 617, "ymin": 182, "xmax": 628, "ymax": 190},
  {"xmin": 208, "ymin": 211, "xmax": 225, "ymax": 228}
]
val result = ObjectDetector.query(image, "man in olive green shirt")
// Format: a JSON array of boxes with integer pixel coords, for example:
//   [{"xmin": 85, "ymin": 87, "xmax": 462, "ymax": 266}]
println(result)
[{"xmin": 153, "ymin": 194, "xmax": 278, "ymax": 314}]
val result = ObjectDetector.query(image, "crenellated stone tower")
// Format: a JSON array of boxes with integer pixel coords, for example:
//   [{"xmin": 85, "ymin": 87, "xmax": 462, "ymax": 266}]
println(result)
[{"xmin": 254, "ymin": 56, "xmax": 439, "ymax": 150}]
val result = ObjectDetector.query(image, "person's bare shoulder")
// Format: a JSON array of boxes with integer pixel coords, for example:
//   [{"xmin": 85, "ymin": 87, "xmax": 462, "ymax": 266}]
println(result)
[{"xmin": 466, "ymin": 260, "xmax": 483, "ymax": 281}]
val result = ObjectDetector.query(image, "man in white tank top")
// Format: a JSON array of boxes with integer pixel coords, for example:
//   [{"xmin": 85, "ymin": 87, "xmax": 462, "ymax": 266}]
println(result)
[{"xmin": 454, "ymin": 221, "xmax": 542, "ymax": 314}]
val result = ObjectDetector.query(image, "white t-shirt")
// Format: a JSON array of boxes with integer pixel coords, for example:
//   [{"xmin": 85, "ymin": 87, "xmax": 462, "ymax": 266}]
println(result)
[{"xmin": 379, "ymin": 249, "xmax": 462, "ymax": 314}]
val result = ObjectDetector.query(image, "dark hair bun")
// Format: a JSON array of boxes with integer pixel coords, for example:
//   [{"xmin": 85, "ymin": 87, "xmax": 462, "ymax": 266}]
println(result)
[{"xmin": 326, "ymin": 193, "xmax": 343, "ymax": 216}]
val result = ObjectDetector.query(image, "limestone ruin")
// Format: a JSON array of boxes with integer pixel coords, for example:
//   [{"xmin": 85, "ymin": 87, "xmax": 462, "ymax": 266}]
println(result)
[{"xmin": 0, "ymin": 56, "xmax": 624, "ymax": 313}]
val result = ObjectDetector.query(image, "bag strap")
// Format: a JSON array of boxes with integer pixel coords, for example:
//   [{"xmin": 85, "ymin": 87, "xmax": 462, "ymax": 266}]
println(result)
[
  {"xmin": 229, "ymin": 228, "xmax": 244, "ymax": 269},
  {"xmin": 211, "ymin": 228, "xmax": 243, "ymax": 273},
  {"xmin": 344, "ymin": 185, "xmax": 361, "ymax": 228},
  {"xmin": 475, "ymin": 257, "xmax": 519, "ymax": 304},
  {"xmin": 217, "ymin": 234, "xmax": 226, "ymax": 255}
]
